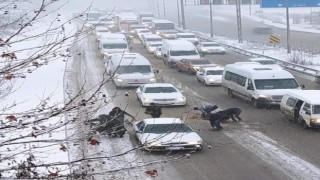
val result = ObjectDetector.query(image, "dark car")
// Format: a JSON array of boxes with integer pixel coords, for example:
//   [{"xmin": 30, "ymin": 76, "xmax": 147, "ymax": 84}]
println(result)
[
  {"xmin": 176, "ymin": 59, "xmax": 217, "ymax": 75},
  {"xmin": 253, "ymin": 26, "xmax": 273, "ymax": 34}
]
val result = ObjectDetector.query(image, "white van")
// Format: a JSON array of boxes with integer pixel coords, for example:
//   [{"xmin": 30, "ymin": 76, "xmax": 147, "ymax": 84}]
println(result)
[
  {"xmin": 280, "ymin": 90, "xmax": 320, "ymax": 129},
  {"xmin": 141, "ymin": 34, "xmax": 162, "ymax": 47},
  {"xmin": 161, "ymin": 39, "xmax": 200, "ymax": 68},
  {"xmin": 109, "ymin": 53, "xmax": 156, "ymax": 87},
  {"xmin": 98, "ymin": 33, "xmax": 129, "ymax": 56},
  {"xmin": 222, "ymin": 62, "xmax": 303, "ymax": 108}
]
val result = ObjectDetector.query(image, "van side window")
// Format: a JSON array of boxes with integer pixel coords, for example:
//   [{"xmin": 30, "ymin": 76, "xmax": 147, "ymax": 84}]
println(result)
[
  {"xmin": 302, "ymin": 103, "xmax": 310, "ymax": 112},
  {"xmin": 238, "ymin": 76, "xmax": 247, "ymax": 87},
  {"xmin": 286, "ymin": 98, "xmax": 297, "ymax": 107},
  {"xmin": 225, "ymin": 71, "xmax": 231, "ymax": 80}
]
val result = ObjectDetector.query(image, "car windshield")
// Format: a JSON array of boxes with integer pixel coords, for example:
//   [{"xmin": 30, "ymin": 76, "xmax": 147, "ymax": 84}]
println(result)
[
  {"xmin": 254, "ymin": 79, "xmax": 299, "ymax": 90},
  {"xmin": 150, "ymin": 44, "xmax": 162, "ymax": 47},
  {"xmin": 170, "ymin": 50, "xmax": 198, "ymax": 56},
  {"xmin": 103, "ymin": 43, "xmax": 127, "ymax": 49},
  {"xmin": 313, "ymin": 105, "xmax": 320, "ymax": 114},
  {"xmin": 179, "ymin": 35, "xmax": 195, "ymax": 38},
  {"xmin": 190, "ymin": 60, "xmax": 211, "ymax": 65},
  {"xmin": 146, "ymin": 38, "xmax": 162, "ymax": 41},
  {"xmin": 144, "ymin": 86, "xmax": 177, "ymax": 93},
  {"xmin": 206, "ymin": 70, "xmax": 223, "ymax": 75},
  {"xmin": 144, "ymin": 124, "xmax": 193, "ymax": 134},
  {"xmin": 257, "ymin": 60, "xmax": 276, "ymax": 65},
  {"xmin": 116, "ymin": 65, "xmax": 151, "ymax": 74},
  {"xmin": 140, "ymin": 30, "xmax": 151, "ymax": 33},
  {"xmin": 203, "ymin": 43, "xmax": 220, "ymax": 47},
  {"xmin": 155, "ymin": 23, "xmax": 174, "ymax": 30},
  {"xmin": 164, "ymin": 31, "xmax": 176, "ymax": 34},
  {"xmin": 98, "ymin": 30, "xmax": 110, "ymax": 33}
]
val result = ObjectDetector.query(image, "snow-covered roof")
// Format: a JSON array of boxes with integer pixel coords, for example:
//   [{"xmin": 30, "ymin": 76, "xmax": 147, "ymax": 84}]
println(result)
[
  {"xmin": 143, "ymin": 83, "xmax": 175, "ymax": 88},
  {"xmin": 286, "ymin": 90, "xmax": 320, "ymax": 104},
  {"xmin": 143, "ymin": 118, "xmax": 183, "ymax": 125}
]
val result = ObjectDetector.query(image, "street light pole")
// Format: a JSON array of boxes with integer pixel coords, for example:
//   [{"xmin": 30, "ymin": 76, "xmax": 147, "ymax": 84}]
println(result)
[
  {"xmin": 177, "ymin": 0, "xmax": 181, "ymax": 27},
  {"xmin": 156, "ymin": 0, "xmax": 160, "ymax": 18},
  {"xmin": 209, "ymin": 0, "xmax": 213, "ymax": 37},
  {"xmin": 180, "ymin": 0, "xmax": 186, "ymax": 29},
  {"xmin": 236, "ymin": 0, "xmax": 243, "ymax": 43},
  {"xmin": 162, "ymin": 0, "xmax": 166, "ymax": 18}
]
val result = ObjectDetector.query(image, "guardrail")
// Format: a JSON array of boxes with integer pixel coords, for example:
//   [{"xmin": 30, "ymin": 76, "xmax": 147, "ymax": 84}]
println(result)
[{"xmin": 175, "ymin": 27, "xmax": 320, "ymax": 83}]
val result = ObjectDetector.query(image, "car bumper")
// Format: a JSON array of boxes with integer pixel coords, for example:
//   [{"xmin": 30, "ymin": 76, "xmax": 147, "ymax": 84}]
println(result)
[
  {"xmin": 142, "ymin": 100, "xmax": 186, "ymax": 107},
  {"xmin": 145, "ymin": 144, "xmax": 202, "ymax": 151},
  {"xmin": 114, "ymin": 80, "xmax": 156, "ymax": 87},
  {"xmin": 310, "ymin": 122, "xmax": 320, "ymax": 128}
]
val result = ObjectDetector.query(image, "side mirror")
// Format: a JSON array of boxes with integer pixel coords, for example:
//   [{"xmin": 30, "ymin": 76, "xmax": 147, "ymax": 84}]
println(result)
[
  {"xmin": 305, "ymin": 109, "xmax": 311, "ymax": 115},
  {"xmin": 200, "ymin": 53, "xmax": 204, "ymax": 57},
  {"xmin": 247, "ymin": 85, "xmax": 254, "ymax": 90},
  {"xmin": 154, "ymin": 70, "xmax": 159, "ymax": 74},
  {"xmin": 163, "ymin": 54, "xmax": 167, "ymax": 58},
  {"xmin": 301, "ymin": 84, "xmax": 305, "ymax": 89}
]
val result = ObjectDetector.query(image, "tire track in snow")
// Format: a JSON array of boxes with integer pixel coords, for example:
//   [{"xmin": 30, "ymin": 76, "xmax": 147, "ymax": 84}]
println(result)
[{"xmin": 225, "ymin": 130, "xmax": 320, "ymax": 180}]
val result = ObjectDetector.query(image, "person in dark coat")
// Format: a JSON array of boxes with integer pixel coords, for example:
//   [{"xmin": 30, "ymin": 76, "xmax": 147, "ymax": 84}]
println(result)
[
  {"xmin": 219, "ymin": 108, "xmax": 242, "ymax": 121},
  {"xmin": 108, "ymin": 107, "xmax": 135, "ymax": 138},
  {"xmin": 208, "ymin": 111, "xmax": 230, "ymax": 130},
  {"xmin": 145, "ymin": 103, "xmax": 162, "ymax": 118},
  {"xmin": 194, "ymin": 104, "xmax": 218, "ymax": 118}
]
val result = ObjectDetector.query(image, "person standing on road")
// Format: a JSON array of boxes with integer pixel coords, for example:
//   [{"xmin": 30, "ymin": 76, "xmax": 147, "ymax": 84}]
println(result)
[{"xmin": 145, "ymin": 103, "xmax": 162, "ymax": 118}]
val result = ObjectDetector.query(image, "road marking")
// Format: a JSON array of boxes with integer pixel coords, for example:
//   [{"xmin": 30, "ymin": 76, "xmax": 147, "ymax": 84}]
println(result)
[{"xmin": 225, "ymin": 130, "xmax": 320, "ymax": 180}]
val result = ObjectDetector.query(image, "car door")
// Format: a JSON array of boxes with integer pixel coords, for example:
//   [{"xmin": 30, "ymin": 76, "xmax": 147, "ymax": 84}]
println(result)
[
  {"xmin": 281, "ymin": 97, "xmax": 297, "ymax": 118},
  {"xmin": 134, "ymin": 121, "xmax": 146, "ymax": 141},
  {"xmin": 198, "ymin": 69, "xmax": 205, "ymax": 82},
  {"xmin": 136, "ymin": 85, "xmax": 144, "ymax": 101},
  {"xmin": 299, "ymin": 102, "xmax": 311, "ymax": 125}
]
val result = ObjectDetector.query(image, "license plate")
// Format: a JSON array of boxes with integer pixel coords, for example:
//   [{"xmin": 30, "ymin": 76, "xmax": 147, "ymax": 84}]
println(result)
[{"xmin": 166, "ymin": 147, "xmax": 183, "ymax": 150}]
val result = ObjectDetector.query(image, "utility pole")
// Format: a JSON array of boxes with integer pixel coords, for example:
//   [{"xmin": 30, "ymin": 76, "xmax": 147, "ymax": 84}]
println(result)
[
  {"xmin": 286, "ymin": 6, "xmax": 291, "ymax": 53},
  {"xmin": 236, "ymin": 0, "xmax": 243, "ymax": 43},
  {"xmin": 177, "ymin": 0, "xmax": 181, "ymax": 27},
  {"xmin": 156, "ymin": 0, "xmax": 160, "ymax": 18},
  {"xmin": 180, "ymin": 0, "xmax": 186, "ymax": 29},
  {"xmin": 162, "ymin": 0, "xmax": 166, "ymax": 18},
  {"xmin": 209, "ymin": 0, "xmax": 213, "ymax": 37}
]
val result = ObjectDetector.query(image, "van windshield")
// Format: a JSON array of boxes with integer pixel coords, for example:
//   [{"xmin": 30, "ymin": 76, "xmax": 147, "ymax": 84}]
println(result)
[
  {"xmin": 103, "ymin": 43, "xmax": 127, "ymax": 49},
  {"xmin": 116, "ymin": 65, "xmax": 151, "ymax": 74},
  {"xmin": 179, "ymin": 35, "xmax": 196, "ymax": 38},
  {"xmin": 254, "ymin": 79, "xmax": 299, "ymax": 90},
  {"xmin": 313, "ymin": 105, "xmax": 320, "ymax": 114},
  {"xmin": 207, "ymin": 70, "xmax": 223, "ymax": 75},
  {"xmin": 170, "ymin": 50, "xmax": 198, "ymax": 56}
]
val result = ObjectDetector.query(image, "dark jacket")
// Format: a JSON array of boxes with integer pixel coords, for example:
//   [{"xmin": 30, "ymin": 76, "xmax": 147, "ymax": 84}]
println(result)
[{"xmin": 146, "ymin": 105, "xmax": 162, "ymax": 118}]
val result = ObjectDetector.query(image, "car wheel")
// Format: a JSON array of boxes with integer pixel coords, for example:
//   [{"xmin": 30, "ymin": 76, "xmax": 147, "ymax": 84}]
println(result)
[
  {"xmin": 301, "ymin": 120, "xmax": 309, "ymax": 129},
  {"xmin": 203, "ymin": 80, "xmax": 207, "ymax": 86},
  {"xmin": 252, "ymin": 98, "xmax": 263, "ymax": 109},
  {"xmin": 177, "ymin": 67, "xmax": 182, "ymax": 72},
  {"xmin": 227, "ymin": 89, "xmax": 234, "ymax": 98}
]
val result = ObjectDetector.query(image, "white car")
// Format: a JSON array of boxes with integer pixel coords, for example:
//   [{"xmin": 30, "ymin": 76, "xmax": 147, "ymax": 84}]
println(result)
[
  {"xmin": 197, "ymin": 42, "xmax": 226, "ymax": 54},
  {"xmin": 95, "ymin": 27, "xmax": 111, "ymax": 41},
  {"xmin": 249, "ymin": 57, "xmax": 282, "ymax": 69},
  {"xmin": 136, "ymin": 83, "xmax": 186, "ymax": 106},
  {"xmin": 135, "ymin": 29, "xmax": 152, "ymax": 40},
  {"xmin": 134, "ymin": 118, "xmax": 203, "ymax": 151},
  {"xmin": 154, "ymin": 47, "xmax": 162, "ymax": 59},
  {"xmin": 196, "ymin": 66, "xmax": 224, "ymax": 86},
  {"xmin": 176, "ymin": 32, "xmax": 199, "ymax": 44},
  {"xmin": 146, "ymin": 41, "xmax": 163, "ymax": 53}
]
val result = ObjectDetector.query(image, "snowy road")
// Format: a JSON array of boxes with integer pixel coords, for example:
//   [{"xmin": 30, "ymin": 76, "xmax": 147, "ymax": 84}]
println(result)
[{"xmin": 67, "ymin": 33, "xmax": 320, "ymax": 179}]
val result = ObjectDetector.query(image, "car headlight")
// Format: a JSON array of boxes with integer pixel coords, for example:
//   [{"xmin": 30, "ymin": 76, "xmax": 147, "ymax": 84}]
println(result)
[
  {"xmin": 177, "ymin": 97, "xmax": 186, "ymax": 101},
  {"xmin": 187, "ymin": 140, "xmax": 203, "ymax": 145},
  {"xmin": 149, "ymin": 78, "xmax": 156, "ymax": 82},
  {"xmin": 258, "ymin": 95, "xmax": 270, "ymax": 99},
  {"xmin": 143, "ymin": 97, "xmax": 152, "ymax": 102},
  {"xmin": 310, "ymin": 118, "xmax": 320, "ymax": 123},
  {"xmin": 147, "ymin": 141, "xmax": 161, "ymax": 147},
  {"xmin": 115, "ymin": 78, "xmax": 123, "ymax": 82},
  {"xmin": 156, "ymin": 31, "xmax": 160, "ymax": 35},
  {"xmin": 201, "ymin": 48, "xmax": 207, "ymax": 51},
  {"xmin": 193, "ymin": 67, "xmax": 200, "ymax": 71}
]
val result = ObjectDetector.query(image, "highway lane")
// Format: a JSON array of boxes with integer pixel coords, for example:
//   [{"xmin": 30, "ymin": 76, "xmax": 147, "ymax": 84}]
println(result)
[
  {"xmin": 130, "ymin": 37, "xmax": 320, "ymax": 179},
  {"xmin": 73, "ymin": 19, "xmax": 320, "ymax": 178},
  {"xmin": 165, "ymin": 6, "xmax": 320, "ymax": 52}
]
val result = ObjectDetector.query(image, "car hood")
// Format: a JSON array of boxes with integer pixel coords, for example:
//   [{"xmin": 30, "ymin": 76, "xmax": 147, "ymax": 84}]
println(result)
[
  {"xmin": 141, "ymin": 132, "xmax": 202, "ymax": 145},
  {"xmin": 171, "ymin": 55, "xmax": 200, "ymax": 61},
  {"xmin": 205, "ymin": 75, "xmax": 223, "ymax": 79},
  {"xmin": 255, "ymin": 89, "xmax": 301, "ymax": 96},
  {"xmin": 115, "ymin": 73, "xmax": 154, "ymax": 79},
  {"xmin": 143, "ymin": 92, "xmax": 183, "ymax": 99}
]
